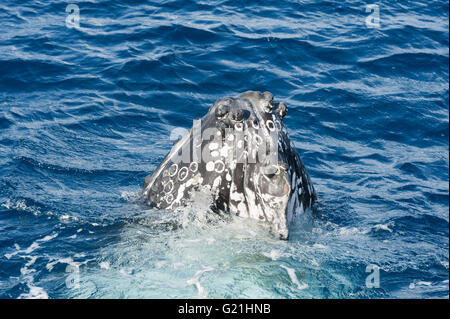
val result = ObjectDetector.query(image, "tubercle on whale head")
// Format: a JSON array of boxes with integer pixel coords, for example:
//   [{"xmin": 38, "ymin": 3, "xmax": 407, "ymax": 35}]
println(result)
[
  {"xmin": 211, "ymin": 91, "xmax": 287, "ymax": 128},
  {"xmin": 277, "ymin": 102, "xmax": 287, "ymax": 118}
]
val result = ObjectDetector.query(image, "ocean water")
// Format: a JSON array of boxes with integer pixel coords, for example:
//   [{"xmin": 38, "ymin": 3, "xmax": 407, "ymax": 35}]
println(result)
[{"xmin": 0, "ymin": 0, "xmax": 448, "ymax": 299}]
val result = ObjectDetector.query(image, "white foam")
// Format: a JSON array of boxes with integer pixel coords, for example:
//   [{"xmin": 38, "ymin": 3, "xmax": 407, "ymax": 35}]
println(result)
[
  {"xmin": 46, "ymin": 257, "xmax": 76, "ymax": 271},
  {"xmin": 373, "ymin": 223, "xmax": 393, "ymax": 232},
  {"xmin": 119, "ymin": 268, "xmax": 130, "ymax": 275},
  {"xmin": 186, "ymin": 266, "xmax": 214, "ymax": 298},
  {"xmin": 280, "ymin": 265, "xmax": 308, "ymax": 290},
  {"xmin": 5, "ymin": 241, "xmax": 40, "ymax": 259},
  {"xmin": 16, "ymin": 253, "xmax": 49, "ymax": 299},
  {"xmin": 20, "ymin": 256, "xmax": 38, "ymax": 276},
  {"xmin": 417, "ymin": 281, "xmax": 432, "ymax": 286},
  {"xmin": 59, "ymin": 214, "xmax": 78, "ymax": 222},
  {"xmin": 155, "ymin": 261, "xmax": 167, "ymax": 268},
  {"xmin": 99, "ymin": 262, "xmax": 110, "ymax": 270},
  {"xmin": 409, "ymin": 281, "xmax": 432, "ymax": 289},
  {"xmin": 18, "ymin": 285, "xmax": 48, "ymax": 299},
  {"xmin": 263, "ymin": 249, "xmax": 283, "ymax": 261},
  {"xmin": 38, "ymin": 233, "xmax": 58, "ymax": 242},
  {"xmin": 336, "ymin": 227, "xmax": 369, "ymax": 236},
  {"xmin": 120, "ymin": 190, "xmax": 140, "ymax": 202},
  {"xmin": 2, "ymin": 199, "xmax": 40, "ymax": 215},
  {"xmin": 185, "ymin": 239, "xmax": 202, "ymax": 243}
]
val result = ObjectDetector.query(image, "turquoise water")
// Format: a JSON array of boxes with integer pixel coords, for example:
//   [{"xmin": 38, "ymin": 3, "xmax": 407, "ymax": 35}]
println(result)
[{"xmin": 0, "ymin": 0, "xmax": 448, "ymax": 298}]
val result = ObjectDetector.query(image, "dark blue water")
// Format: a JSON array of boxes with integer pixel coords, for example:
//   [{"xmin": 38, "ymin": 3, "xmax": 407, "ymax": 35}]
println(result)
[{"xmin": 0, "ymin": 0, "xmax": 448, "ymax": 298}]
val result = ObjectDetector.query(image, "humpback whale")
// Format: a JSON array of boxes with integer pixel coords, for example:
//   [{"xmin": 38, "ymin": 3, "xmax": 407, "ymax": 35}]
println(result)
[{"xmin": 142, "ymin": 91, "xmax": 316, "ymax": 239}]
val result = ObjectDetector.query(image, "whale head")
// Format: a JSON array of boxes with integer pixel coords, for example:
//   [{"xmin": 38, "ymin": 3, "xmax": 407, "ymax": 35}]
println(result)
[{"xmin": 143, "ymin": 91, "xmax": 316, "ymax": 240}]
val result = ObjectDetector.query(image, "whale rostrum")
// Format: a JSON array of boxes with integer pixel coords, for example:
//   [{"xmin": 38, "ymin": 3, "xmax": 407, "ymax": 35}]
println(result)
[{"xmin": 143, "ymin": 91, "xmax": 316, "ymax": 239}]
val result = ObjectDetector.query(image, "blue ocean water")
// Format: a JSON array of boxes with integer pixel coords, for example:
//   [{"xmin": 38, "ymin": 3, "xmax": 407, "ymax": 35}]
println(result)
[{"xmin": 0, "ymin": 0, "xmax": 448, "ymax": 299}]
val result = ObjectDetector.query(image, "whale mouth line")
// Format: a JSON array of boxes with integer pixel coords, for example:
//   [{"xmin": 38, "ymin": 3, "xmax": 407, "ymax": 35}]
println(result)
[{"xmin": 143, "ymin": 91, "xmax": 316, "ymax": 240}]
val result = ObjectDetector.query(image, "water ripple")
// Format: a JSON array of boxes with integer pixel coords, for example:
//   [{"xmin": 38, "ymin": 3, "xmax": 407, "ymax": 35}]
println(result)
[{"xmin": 0, "ymin": 0, "xmax": 448, "ymax": 298}]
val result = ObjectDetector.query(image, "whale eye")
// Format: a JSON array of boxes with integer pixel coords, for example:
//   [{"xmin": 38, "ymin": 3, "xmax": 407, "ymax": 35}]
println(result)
[
  {"xmin": 266, "ymin": 167, "xmax": 280, "ymax": 179},
  {"xmin": 261, "ymin": 165, "xmax": 278, "ymax": 177},
  {"xmin": 265, "ymin": 172, "xmax": 276, "ymax": 179},
  {"xmin": 258, "ymin": 167, "xmax": 290, "ymax": 197}
]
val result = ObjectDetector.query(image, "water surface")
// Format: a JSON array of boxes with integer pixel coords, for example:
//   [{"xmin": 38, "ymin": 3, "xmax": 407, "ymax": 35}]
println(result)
[{"xmin": 0, "ymin": 0, "xmax": 448, "ymax": 298}]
